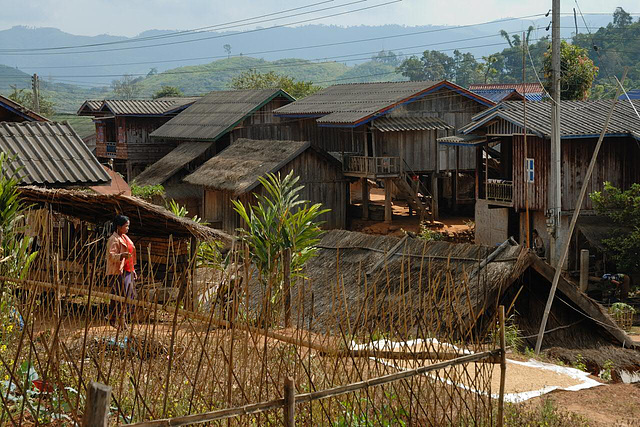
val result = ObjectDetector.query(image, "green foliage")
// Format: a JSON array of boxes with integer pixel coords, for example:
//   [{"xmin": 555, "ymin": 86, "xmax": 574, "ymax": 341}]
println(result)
[
  {"xmin": 152, "ymin": 85, "xmax": 183, "ymax": 99},
  {"xmin": 418, "ymin": 223, "xmax": 443, "ymax": 242},
  {"xmin": 609, "ymin": 302, "xmax": 636, "ymax": 315},
  {"xmin": 334, "ymin": 394, "xmax": 407, "ymax": 426},
  {"xmin": 7, "ymin": 85, "xmax": 55, "ymax": 118},
  {"xmin": 600, "ymin": 359, "xmax": 614, "ymax": 382},
  {"xmin": 233, "ymin": 171, "xmax": 328, "ymax": 309},
  {"xmin": 397, "ymin": 50, "xmax": 456, "ymax": 81},
  {"xmin": 573, "ymin": 354, "xmax": 587, "ymax": 372},
  {"xmin": 504, "ymin": 398, "xmax": 589, "ymax": 426},
  {"xmin": 590, "ymin": 182, "xmax": 640, "ymax": 272},
  {"xmin": 130, "ymin": 183, "xmax": 165, "ymax": 201},
  {"xmin": 490, "ymin": 314, "xmax": 523, "ymax": 350},
  {"xmin": 230, "ymin": 69, "xmax": 320, "ymax": 99},
  {"xmin": 543, "ymin": 40, "xmax": 598, "ymax": 100},
  {"xmin": 371, "ymin": 50, "xmax": 402, "ymax": 66}
]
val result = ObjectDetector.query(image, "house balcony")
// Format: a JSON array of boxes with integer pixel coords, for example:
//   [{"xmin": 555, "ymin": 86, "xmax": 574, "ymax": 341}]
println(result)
[
  {"xmin": 342, "ymin": 155, "xmax": 400, "ymax": 178},
  {"xmin": 96, "ymin": 141, "xmax": 128, "ymax": 160},
  {"xmin": 484, "ymin": 179, "xmax": 513, "ymax": 206}
]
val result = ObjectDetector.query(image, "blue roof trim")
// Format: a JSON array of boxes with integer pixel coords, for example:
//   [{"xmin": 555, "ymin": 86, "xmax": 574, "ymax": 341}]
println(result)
[
  {"xmin": 561, "ymin": 133, "xmax": 631, "ymax": 139},
  {"xmin": 0, "ymin": 100, "xmax": 37, "ymax": 122},
  {"xmin": 318, "ymin": 81, "xmax": 495, "ymax": 128}
]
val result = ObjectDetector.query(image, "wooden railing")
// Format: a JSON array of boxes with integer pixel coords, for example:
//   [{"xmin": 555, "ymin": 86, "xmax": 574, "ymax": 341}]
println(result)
[
  {"xmin": 343, "ymin": 156, "xmax": 400, "ymax": 176},
  {"xmin": 485, "ymin": 179, "xmax": 513, "ymax": 203}
]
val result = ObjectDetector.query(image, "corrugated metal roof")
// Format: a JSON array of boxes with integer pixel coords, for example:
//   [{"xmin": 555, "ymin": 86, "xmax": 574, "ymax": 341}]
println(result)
[
  {"xmin": 150, "ymin": 89, "xmax": 293, "ymax": 141},
  {"xmin": 275, "ymin": 80, "xmax": 493, "ymax": 126},
  {"xmin": 372, "ymin": 116, "xmax": 453, "ymax": 132},
  {"xmin": 437, "ymin": 134, "xmax": 487, "ymax": 146},
  {"xmin": 98, "ymin": 97, "xmax": 199, "ymax": 116},
  {"xmin": 469, "ymin": 83, "xmax": 544, "ymax": 95},
  {"xmin": 470, "ymin": 89, "xmax": 523, "ymax": 103},
  {"xmin": 0, "ymin": 95, "xmax": 48, "ymax": 122},
  {"xmin": 134, "ymin": 141, "xmax": 213, "ymax": 186},
  {"xmin": 462, "ymin": 99, "xmax": 640, "ymax": 137},
  {"xmin": 184, "ymin": 139, "xmax": 312, "ymax": 192},
  {"xmin": 0, "ymin": 121, "xmax": 111, "ymax": 187},
  {"xmin": 77, "ymin": 100, "xmax": 103, "ymax": 115}
]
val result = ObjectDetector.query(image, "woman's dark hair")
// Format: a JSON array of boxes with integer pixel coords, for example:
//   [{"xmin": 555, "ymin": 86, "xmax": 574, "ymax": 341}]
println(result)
[
  {"xmin": 114, "ymin": 214, "xmax": 130, "ymax": 228},
  {"xmin": 532, "ymin": 229, "xmax": 539, "ymax": 236}
]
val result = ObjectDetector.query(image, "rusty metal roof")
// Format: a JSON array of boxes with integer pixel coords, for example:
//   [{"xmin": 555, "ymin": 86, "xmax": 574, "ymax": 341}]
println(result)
[
  {"xmin": 150, "ymin": 89, "xmax": 294, "ymax": 141},
  {"xmin": 372, "ymin": 116, "xmax": 453, "ymax": 132},
  {"xmin": 469, "ymin": 83, "xmax": 544, "ymax": 95},
  {"xmin": 0, "ymin": 95, "xmax": 48, "ymax": 122},
  {"xmin": 470, "ymin": 89, "xmax": 524, "ymax": 103},
  {"xmin": 134, "ymin": 141, "xmax": 213, "ymax": 186},
  {"xmin": 76, "ymin": 100, "xmax": 104, "ymax": 115},
  {"xmin": 275, "ymin": 80, "xmax": 494, "ymax": 126},
  {"xmin": 0, "ymin": 121, "xmax": 110, "ymax": 187},
  {"xmin": 462, "ymin": 99, "xmax": 640, "ymax": 138},
  {"xmin": 92, "ymin": 97, "xmax": 198, "ymax": 116}
]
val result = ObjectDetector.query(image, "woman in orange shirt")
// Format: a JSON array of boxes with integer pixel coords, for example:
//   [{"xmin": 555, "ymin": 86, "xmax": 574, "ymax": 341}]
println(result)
[{"xmin": 106, "ymin": 214, "xmax": 137, "ymax": 328}]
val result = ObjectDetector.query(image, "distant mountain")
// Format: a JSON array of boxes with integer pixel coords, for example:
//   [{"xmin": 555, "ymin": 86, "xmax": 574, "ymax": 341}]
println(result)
[
  {"xmin": 0, "ymin": 64, "xmax": 30, "ymax": 91},
  {"xmin": 0, "ymin": 15, "xmax": 613, "ymax": 86}
]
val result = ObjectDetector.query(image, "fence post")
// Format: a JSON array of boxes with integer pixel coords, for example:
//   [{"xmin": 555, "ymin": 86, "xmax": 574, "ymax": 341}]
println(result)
[
  {"xmin": 579, "ymin": 249, "xmax": 589, "ymax": 292},
  {"xmin": 82, "ymin": 382, "xmax": 111, "ymax": 427},
  {"xmin": 283, "ymin": 248, "xmax": 292, "ymax": 328},
  {"xmin": 497, "ymin": 305, "xmax": 506, "ymax": 427},
  {"xmin": 284, "ymin": 376, "xmax": 295, "ymax": 427}
]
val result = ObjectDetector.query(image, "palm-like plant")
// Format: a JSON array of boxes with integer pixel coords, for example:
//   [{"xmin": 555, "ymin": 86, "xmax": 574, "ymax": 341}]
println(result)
[{"xmin": 233, "ymin": 171, "xmax": 328, "ymax": 318}]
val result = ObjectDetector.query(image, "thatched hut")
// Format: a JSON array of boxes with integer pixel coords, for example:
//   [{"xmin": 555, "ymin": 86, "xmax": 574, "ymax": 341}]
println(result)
[
  {"xmin": 18, "ymin": 187, "xmax": 231, "ymax": 293},
  {"xmin": 244, "ymin": 230, "xmax": 639, "ymax": 370},
  {"xmin": 184, "ymin": 138, "xmax": 347, "ymax": 234}
]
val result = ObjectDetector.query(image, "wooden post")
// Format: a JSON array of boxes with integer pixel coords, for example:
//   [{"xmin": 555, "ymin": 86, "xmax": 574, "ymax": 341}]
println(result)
[
  {"xmin": 283, "ymin": 248, "xmax": 292, "ymax": 328},
  {"xmin": 284, "ymin": 376, "xmax": 295, "ymax": 427},
  {"xmin": 361, "ymin": 178, "xmax": 369, "ymax": 220},
  {"xmin": 384, "ymin": 178, "xmax": 392, "ymax": 223},
  {"xmin": 580, "ymin": 249, "xmax": 589, "ymax": 292},
  {"xmin": 497, "ymin": 305, "xmax": 506, "ymax": 427},
  {"xmin": 82, "ymin": 382, "xmax": 111, "ymax": 427},
  {"xmin": 431, "ymin": 172, "xmax": 439, "ymax": 220}
]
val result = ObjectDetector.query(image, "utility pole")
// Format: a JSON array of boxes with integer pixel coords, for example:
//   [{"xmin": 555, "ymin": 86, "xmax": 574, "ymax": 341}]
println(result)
[
  {"xmin": 31, "ymin": 73, "xmax": 40, "ymax": 114},
  {"xmin": 549, "ymin": 0, "xmax": 562, "ymax": 267}
]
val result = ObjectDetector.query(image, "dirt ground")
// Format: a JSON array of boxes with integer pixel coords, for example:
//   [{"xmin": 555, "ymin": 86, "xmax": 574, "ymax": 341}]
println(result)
[
  {"xmin": 527, "ymin": 382, "xmax": 640, "ymax": 426},
  {"xmin": 350, "ymin": 188, "xmax": 473, "ymax": 237}
]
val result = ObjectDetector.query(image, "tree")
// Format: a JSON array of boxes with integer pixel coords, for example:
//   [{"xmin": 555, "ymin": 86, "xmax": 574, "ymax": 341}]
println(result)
[
  {"xmin": 372, "ymin": 50, "xmax": 401, "ymax": 66},
  {"xmin": 223, "ymin": 44, "xmax": 232, "ymax": 58},
  {"xmin": 613, "ymin": 7, "xmax": 633, "ymax": 28},
  {"xmin": 152, "ymin": 85, "xmax": 183, "ymax": 99},
  {"xmin": 397, "ymin": 50, "xmax": 456, "ymax": 81},
  {"xmin": 7, "ymin": 86, "xmax": 55, "ymax": 118},
  {"xmin": 111, "ymin": 74, "xmax": 142, "ymax": 100},
  {"xmin": 147, "ymin": 67, "xmax": 158, "ymax": 77},
  {"xmin": 229, "ymin": 70, "xmax": 320, "ymax": 99},
  {"xmin": 590, "ymin": 182, "xmax": 640, "ymax": 272},
  {"xmin": 233, "ymin": 172, "xmax": 328, "ymax": 323},
  {"xmin": 543, "ymin": 40, "xmax": 598, "ymax": 100}
]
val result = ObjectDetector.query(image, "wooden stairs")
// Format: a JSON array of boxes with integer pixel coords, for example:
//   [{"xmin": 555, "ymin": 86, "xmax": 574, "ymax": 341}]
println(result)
[{"xmin": 393, "ymin": 171, "xmax": 433, "ymax": 223}]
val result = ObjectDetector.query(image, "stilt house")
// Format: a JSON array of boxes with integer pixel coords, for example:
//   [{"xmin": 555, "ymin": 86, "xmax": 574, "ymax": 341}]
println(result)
[
  {"xmin": 183, "ymin": 138, "xmax": 347, "ymax": 234},
  {"xmin": 77, "ymin": 97, "xmax": 198, "ymax": 181},
  {"xmin": 273, "ymin": 80, "xmax": 495, "ymax": 221},
  {"xmin": 443, "ymin": 100, "xmax": 640, "ymax": 270},
  {"xmin": 134, "ymin": 89, "xmax": 294, "ymax": 216}
]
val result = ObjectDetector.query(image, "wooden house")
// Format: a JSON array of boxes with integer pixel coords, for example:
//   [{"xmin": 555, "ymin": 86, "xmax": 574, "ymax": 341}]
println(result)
[
  {"xmin": 445, "ymin": 100, "xmax": 640, "ymax": 269},
  {"xmin": 183, "ymin": 138, "xmax": 347, "ymax": 234},
  {"xmin": 273, "ymin": 80, "xmax": 495, "ymax": 221},
  {"xmin": 77, "ymin": 97, "xmax": 198, "ymax": 181},
  {"xmin": 134, "ymin": 89, "xmax": 294, "ymax": 216},
  {"xmin": 0, "ymin": 94, "xmax": 48, "ymax": 122}
]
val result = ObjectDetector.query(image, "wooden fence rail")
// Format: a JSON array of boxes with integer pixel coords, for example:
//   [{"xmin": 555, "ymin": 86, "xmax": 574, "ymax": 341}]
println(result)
[{"xmin": 123, "ymin": 348, "xmax": 503, "ymax": 427}]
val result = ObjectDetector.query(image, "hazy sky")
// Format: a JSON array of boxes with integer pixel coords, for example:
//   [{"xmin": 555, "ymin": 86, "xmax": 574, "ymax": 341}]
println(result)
[{"xmin": 1, "ymin": 0, "xmax": 636, "ymax": 36}]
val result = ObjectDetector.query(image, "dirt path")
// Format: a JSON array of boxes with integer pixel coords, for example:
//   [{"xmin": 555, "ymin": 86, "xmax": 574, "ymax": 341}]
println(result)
[{"xmin": 527, "ymin": 382, "xmax": 640, "ymax": 426}]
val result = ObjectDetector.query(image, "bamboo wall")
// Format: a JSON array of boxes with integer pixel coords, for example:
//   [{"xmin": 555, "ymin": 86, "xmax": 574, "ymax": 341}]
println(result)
[{"xmin": 512, "ymin": 135, "xmax": 549, "ymax": 212}]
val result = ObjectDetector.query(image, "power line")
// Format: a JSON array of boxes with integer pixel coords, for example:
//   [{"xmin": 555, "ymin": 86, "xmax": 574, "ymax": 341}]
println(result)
[{"xmin": 0, "ymin": 0, "xmax": 402, "ymax": 56}]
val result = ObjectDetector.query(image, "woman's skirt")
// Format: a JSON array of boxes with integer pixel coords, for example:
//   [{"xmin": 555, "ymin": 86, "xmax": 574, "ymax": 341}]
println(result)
[{"xmin": 108, "ymin": 271, "xmax": 137, "ymax": 323}]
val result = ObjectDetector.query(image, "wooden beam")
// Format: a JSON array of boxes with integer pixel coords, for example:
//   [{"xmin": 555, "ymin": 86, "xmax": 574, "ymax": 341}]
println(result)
[
  {"xmin": 384, "ymin": 178, "xmax": 393, "ymax": 223},
  {"xmin": 366, "ymin": 234, "xmax": 408, "ymax": 277},
  {"xmin": 530, "ymin": 257, "xmax": 636, "ymax": 349},
  {"xmin": 361, "ymin": 178, "xmax": 369, "ymax": 220},
  {"xmin": 580, "ymin": 249, "xmax": 589, "ymax": 293}
]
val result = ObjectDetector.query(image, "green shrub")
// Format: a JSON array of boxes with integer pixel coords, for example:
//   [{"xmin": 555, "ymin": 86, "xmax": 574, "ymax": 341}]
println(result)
[{"xmin": 130, "ymin": 183, "xmax": 165, "ymax": 200}]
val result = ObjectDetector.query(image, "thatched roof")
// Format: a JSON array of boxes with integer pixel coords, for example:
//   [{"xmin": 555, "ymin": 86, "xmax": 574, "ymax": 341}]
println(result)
[
  {"xmin": 246, "ymin": 230, "xmax": 526, "ymax": 334},
  {"xmin": 18, "ymin": 186, "xmax": 232, "ymax": 243},
  {"xmin": 134, "ymin": 142, "xmax": 213, "ymax": 186},
  {"xmin": 184, "ymin": 139, "xmax": 335, "ymax": 193},
  {"xmin": 243, "ymin": 230, "xmax": 636, "ymax": 355}
]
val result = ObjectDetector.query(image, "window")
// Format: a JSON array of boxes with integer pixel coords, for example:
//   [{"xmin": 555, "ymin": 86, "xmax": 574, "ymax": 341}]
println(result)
[{"xmin": 525, "ymin": 158, "xmax": 534, "ymax": 183}]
